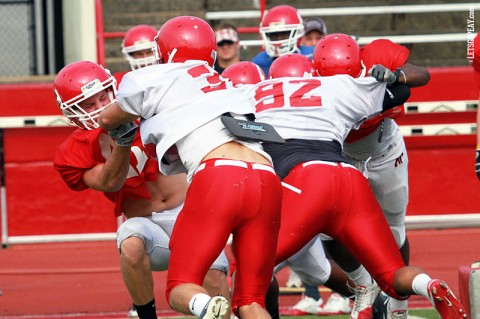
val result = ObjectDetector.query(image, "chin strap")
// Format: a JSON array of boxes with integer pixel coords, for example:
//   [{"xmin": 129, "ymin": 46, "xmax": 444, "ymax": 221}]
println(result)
[{"xmin": 167, "ymin": 48, "xmax": 177, "ymax": 63}]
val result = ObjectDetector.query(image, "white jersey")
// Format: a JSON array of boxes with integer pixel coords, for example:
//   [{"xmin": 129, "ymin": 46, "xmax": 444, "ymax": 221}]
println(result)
[
  {"xmin": 248, "ymin": 75, "xmax": 386, "ymax": 145},
  {"xmin": 116, "ymin": 60, "xmax": 262, "ymax": 178}
]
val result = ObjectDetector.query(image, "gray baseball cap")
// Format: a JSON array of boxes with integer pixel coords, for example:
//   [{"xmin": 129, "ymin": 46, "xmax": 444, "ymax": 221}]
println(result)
[{"xmin": 304, "ymin": 18, "xmax": 328, "ymax": 35}]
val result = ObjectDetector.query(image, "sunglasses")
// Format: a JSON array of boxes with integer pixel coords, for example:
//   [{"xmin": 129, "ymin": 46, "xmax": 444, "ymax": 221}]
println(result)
[{"xmin": 217, "ymin": 40, "xmax": 235, "ymax": 47}]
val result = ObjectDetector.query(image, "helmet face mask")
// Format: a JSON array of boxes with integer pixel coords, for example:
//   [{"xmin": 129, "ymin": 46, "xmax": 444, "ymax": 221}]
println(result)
[
  {"xmin": 260, "ymin": 5, "xmax": 305, "ymax": 57},
  {"xmin": 54, "ymin": 61, "xmax": 117, "ymax": 130},
  {"xmin": 123, "ymin": 45, "xmax": 157, "ymax": 70},
  {"xmin": 121, "ymin": 24, "xmax": 158, "ymax": 70},
  {"xmin": 155, "ymin": 16, "xmax": 217, "ymax": 66}
]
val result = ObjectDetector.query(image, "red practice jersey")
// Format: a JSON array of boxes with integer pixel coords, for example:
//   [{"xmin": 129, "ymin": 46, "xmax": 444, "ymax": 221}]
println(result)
[{"xmin": 54, "ymin": 128, "xmax": 157, "ymax": 217}]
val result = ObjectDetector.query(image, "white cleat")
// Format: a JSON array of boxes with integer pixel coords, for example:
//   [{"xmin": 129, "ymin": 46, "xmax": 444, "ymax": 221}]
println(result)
[{"xmin": 199, "ymin": 296, "xmax": 230, "ymax": 319}]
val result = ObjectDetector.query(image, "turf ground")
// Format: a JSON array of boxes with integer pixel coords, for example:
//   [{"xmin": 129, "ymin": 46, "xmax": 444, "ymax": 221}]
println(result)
[
  {"xmin": 156, "ymin": 309, "xmax": 441, "ymax": 319},
  {"xmin": 283, "ymin": 309, "xmax": 441, "ymax": 319}
]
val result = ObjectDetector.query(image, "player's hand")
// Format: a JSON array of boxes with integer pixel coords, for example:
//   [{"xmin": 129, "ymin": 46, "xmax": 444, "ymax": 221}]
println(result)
[
  {"xmin": 108, "ymin": 122, "xmax": 138, "ymax": 147},
  {"xmin": 476, "ymin": 148, "xmax": 480, "ymax": 180},
  {"xmin": 368, "ymin": 64, "xmax": 398, "ymax": 86}
]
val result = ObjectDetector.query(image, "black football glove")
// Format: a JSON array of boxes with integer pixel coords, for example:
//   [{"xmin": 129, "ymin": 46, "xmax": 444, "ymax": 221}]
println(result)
[
  {"xmin": 476, "ymin": 148, "xmax": 480, "ymax": 181},
  {"xmin": 108, "ymin": 122, "xmax": 138, "ymax": 147},
  {"xmin": 368, "ymin": 64, "xmax": 399, "ymax": 86}
]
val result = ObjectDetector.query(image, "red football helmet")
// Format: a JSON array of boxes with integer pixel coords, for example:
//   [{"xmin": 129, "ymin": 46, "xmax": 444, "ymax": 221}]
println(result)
[
  {"xmin": 154, "ymin": 16, "xmax": 217, "ymax": 66},
  {"xmin": 121, "ymin": 24, "xmax": 158, "ymax": 70},
  {"xmin": 269, "ymin": 53, "xmax": 318, "ymax": 78},
  {"xmin": 260, "ymin": 5, "xmax": 305, "ymax": 57},
  {"xmin": 54, "ymin": 61, "xmax": 117, "ymax": 130},
  {"xmin": 222, "ymin": 61, "xmax": 266, "ymax": 87},
  {"xmin": 313, "ymin": 33, "xmax": 362, "ymax": 77}
]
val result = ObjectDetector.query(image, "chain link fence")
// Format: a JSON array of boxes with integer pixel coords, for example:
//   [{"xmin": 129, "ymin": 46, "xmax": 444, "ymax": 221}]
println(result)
[{"xmin": 0, "ymin": 0, "xmax": 35, "ymax": 77}]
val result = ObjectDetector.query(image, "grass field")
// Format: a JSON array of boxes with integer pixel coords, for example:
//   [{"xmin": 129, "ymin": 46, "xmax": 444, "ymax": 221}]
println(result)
[{"xmin": 167, "ymin": 308, "xmax": 440, "ymax": 319}]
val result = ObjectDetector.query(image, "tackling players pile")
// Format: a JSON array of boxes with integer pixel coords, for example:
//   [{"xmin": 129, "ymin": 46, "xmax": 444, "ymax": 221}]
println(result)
[{"xmin": 52, "ymin": 9, "xmax": 469, "ymax": 319}]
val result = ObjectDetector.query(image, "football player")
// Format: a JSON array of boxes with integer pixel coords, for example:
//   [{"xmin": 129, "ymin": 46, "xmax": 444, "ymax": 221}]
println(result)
[
  {"xmin": 113, "ymin": 24, "xmax": 158, "ymax": 86},
  {"xmin": 252, "ymin": 5, "xmax": 314, "ymax": 76},
  {"xmin": 98, "ymin": 16, "xmax": 283, "ymax": 319},
  {"xmin": 314, "ymin": 33, "xmax": 431, "ymax": 319},
  {"xmin": 53, "ymin": 61, "xmax": 230, "ymax": 319}
]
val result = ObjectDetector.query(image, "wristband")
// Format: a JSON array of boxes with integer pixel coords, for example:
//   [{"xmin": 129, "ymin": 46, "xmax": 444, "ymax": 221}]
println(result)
[{"xmin": 400, "ymin": 70, "xmax": 407, "ymax": 84}]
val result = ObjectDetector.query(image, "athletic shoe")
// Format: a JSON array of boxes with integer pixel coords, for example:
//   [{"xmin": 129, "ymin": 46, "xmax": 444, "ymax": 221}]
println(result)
[
  {"xmin": 199, "ymin": 296, "xmax": 230, "ymax": 319},
  {"xmin": 127, "ymin": 304, "xmax": 138, "ymax": 318},
  {"xmin": 372, "ymin": 292, "xmax": 389, "ymax": 319},
  {"xmin": 427, "ymin": 279, "xmax": 467, "ymax": 319},
  {"xmin": 351, "ymin": 281, "xmax": 381, "ymax": 319},
  {"xmin": 286, "ymin": 269, "xmax": 303, "ymax": 288},
  {"xmin": 387, "ymin": 307, "xmax": 408, "ymax": 319},
  {"xmin": 318, "ymin": 293, "xmax": 352, "ymax": 315},
  {"xmin": 280, "ymin": 295, "xmax": 324, "ymax": 316}
]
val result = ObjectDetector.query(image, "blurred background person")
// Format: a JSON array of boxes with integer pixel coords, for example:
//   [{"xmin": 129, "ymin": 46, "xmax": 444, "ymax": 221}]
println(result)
[
  {"xmin": 300, "ymin": 18, "xmax": 328, "ymax": 47},
  {"xmin": 114, "ymin": 24, "xmax": 158, "ymax": 84},
  {"xmin": 213, "ymin": 22, "xmax": 241, "ymax": 74},
  {"xmin": 252, "ymin": 4, "xmax": 312, "ymax": 76}
]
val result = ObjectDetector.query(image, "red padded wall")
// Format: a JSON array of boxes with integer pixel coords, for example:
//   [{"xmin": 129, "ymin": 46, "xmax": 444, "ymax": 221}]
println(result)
[
  {"xmin": 406, "ymin": 135, "xmax": 480, "ymax": 215},
  {"xmin": 0, "ymin": 83, "xmax": 60, "ymax": 116},
  {"xmin": 410, "ymin": 66, "xmax": 477, "ymax": 102},
  {"xmin": 0, "ymin": 108, "xmax": 115, "ymax": 237},
  {"xmin": 5, "ymin": 164, "xmax": 115, "ymax": 235}
]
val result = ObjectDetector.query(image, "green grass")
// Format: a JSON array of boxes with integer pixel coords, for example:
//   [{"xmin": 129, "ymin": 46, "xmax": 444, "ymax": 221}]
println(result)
[{"xmin": 166, "ymin": 308, "xmax": 441, "ymax": 319}]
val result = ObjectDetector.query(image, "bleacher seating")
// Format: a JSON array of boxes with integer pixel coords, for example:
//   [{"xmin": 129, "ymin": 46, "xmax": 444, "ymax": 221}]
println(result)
[{"xmin": 100, "ymin": 0, "xmax": 472, "ymax": 73}]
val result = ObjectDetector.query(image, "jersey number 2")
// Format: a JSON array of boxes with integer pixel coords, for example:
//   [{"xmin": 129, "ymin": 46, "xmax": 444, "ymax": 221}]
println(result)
[{"xmin": 255, "ymin": 79, "xmax": 322, "ymax": 112}]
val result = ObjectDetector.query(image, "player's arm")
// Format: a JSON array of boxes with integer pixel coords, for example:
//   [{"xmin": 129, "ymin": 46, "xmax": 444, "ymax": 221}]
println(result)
[
  {"xmin": 382, "ymin": 83, "xmax": 411, "ymax": 111},
  {"xmin": 369, "ymin": 63, "xmax": 429, "ymax": 88},
  {"xmin": 82, "ymin": 144, "xmax": 132, "ymax": 192},
  {"xmin": 99, "ymin": 102, "xmax": 139, "ymax": 131},
  {"xmin": 398, "ymin": 62, "xmax": 430, "ymax": 87},
  {"xmin": 367, "ymin": 64, "xmax": 411, "ymax": 111},
  {"xmin": 84, "ymin": 123, "xmax": 139, "ymax": 192}
]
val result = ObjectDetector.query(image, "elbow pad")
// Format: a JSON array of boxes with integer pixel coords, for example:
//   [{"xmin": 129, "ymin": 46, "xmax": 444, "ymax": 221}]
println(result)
[{"xmin": 382, "ymin": 83, "xmax": 411, "ymax": 111}]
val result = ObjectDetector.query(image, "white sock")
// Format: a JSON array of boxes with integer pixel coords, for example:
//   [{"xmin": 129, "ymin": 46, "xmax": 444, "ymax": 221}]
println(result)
[
  {"xmin": 346, "ymin": 265, "xmax": 373, "ymax": 286},
  {"xmin": 411, "ymin": 273, "xmax": 433, "ymax": 302},
  {"xmin": 188, "ymin": 293, "xmax": 211, "ymax": 316},
  {"xmin": 388, "ymin": 298, "xmax": 408, "ymax": 311}
]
